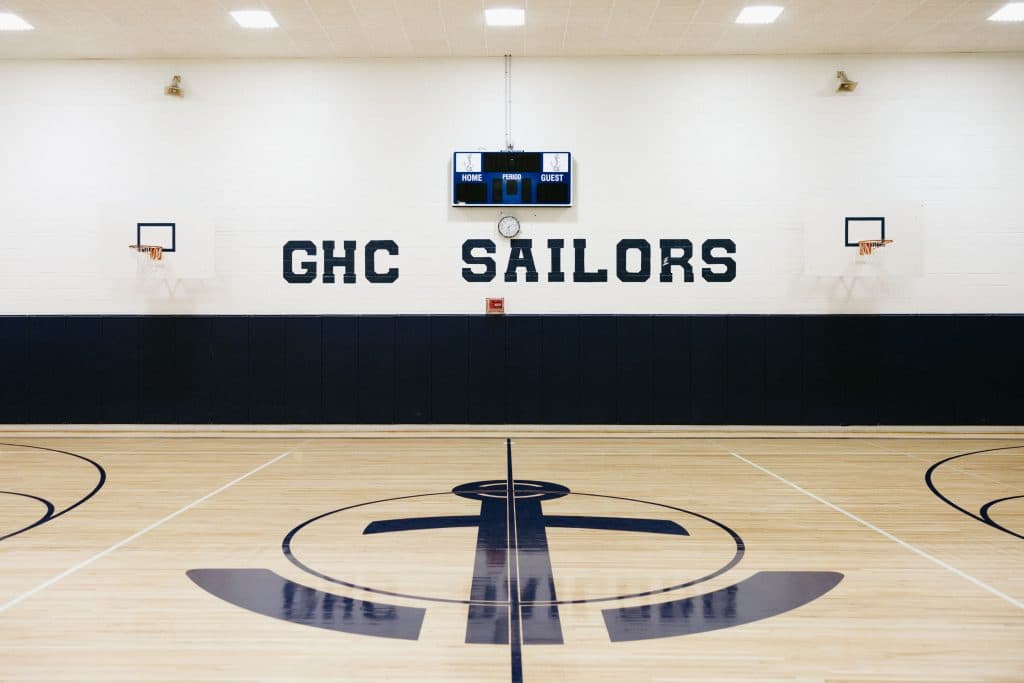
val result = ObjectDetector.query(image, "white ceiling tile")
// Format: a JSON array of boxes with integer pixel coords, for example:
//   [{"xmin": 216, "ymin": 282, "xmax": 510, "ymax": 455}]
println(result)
[
  {"xmin": 947, "ymin": 0, "xmax": 1012, "ymax": 22},
  {"xmin": 442, "ymin": 0, "xmax": 483, "ymax": 26},
  {"xmin": 322, "ymin": 25, "xmax": 370, "ymax": 47},
  {"xmin": 306, "ymin": 0, "xmax": 360, "ymax": 25},
  {"xmin": 677, "ymin": 21, "xmax": 726, "ymax": 49},
  {"xmin": 485, "ymin": 29, "xmax": 526, "ymax": 53},
  {"xmin": 651, "ymin": 0, "xmax": 700, "ymax": 24},
  {"xmin": 524, "ymin": 32, "xmax": 564, "ymax": 53},
  {"xmin": 271, "ymin": 11, "xmax": 324, "ymax": 30},
  {"xmin": 407, "ymin": 38, "xmax": 451, "ymax": 55},
  {"xmin": 0, "ymin": 0, "xmax": 1017, "ymax": 57},
  {"xmin": 692, "ymin": 0, "xmax": 746, "ymax": 24},
  {"xmin": 647, "ymin": 20, "xmax": 688, "ymax": 39},
  {"xmin": 282, "ymin": 28, "xmax": 335, "ymax": 52},
  {"xmin": 568, "ymin": 0, "xmax": 615, "ymax": 23},
  {"xmin": 904, "ymin": 0, "xmax": 968, "ymax": 24},
  {"xmin": 983, "ymin": 30, "xmax": 1024, "ymax": 51},
  {"xmin": 351, "ymin": 1, "xmax": 403, "ymax": 26},
  {"xmin": 864, "ymin": 0, "xmax": 925, "ymax": 24}
]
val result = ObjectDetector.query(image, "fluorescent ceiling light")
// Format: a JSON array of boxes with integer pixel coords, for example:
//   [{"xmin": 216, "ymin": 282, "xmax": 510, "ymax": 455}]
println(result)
[
  {"xmin": 485, "ymin": 8, "xmax": 525, "ymax": 27},
  {"xmin": 230, "ymin": 10, "xmax": 279, "ymax": 29},
  {"xmin": 0, "ymin": 13, "xmax": 34, "ymax": 31},
  {"xmin": 988, "ymin": 2, "xmax": 1024, "ymax": 21},
  {"xmin": 735, "ymin": 6, "xmax": 784, "ymax": 24}
]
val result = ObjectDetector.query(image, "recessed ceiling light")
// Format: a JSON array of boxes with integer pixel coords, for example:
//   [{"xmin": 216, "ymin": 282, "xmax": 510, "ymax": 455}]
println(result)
[
  {"xmin": 735, "ymin": 5, "xmax": 784, "ymax": 24},
  {"xmin": 485, "ymin": 8, "xmax": 525, "ymax": 27},
  {"xmin": 988, "ymin": 2, "xmax": 1024, "ymax": 21},
  {"xmin": 230, "ymin": 10, "xmax": 279, "ymax": 29},
  {"xmin": 0, "ymin": 12, "xmax": 34, "ymax": 31}
]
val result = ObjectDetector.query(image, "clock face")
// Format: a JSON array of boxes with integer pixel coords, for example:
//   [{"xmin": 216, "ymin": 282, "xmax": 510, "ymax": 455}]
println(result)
[{"xmin": 497, "ymin": 215, "xmax": 520, "ymax": 238}]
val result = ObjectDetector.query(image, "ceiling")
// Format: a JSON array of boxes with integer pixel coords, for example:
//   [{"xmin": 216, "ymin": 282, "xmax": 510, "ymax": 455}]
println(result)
[{"xmin": 0, "ymin": 0, "xmax": 1021, "ymax": 59}]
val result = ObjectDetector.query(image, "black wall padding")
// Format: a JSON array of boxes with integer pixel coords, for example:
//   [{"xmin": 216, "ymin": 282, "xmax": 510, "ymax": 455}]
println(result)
[{"xmin": 0, "ymin": 315, "xmax": 1020, "ymax": 425}]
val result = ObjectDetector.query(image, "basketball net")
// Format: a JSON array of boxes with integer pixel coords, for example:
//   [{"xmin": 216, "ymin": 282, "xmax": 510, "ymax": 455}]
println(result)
[
  {"xmin": 857, "ymin": 239, "xmax": 893, "ymax": 256},
  {"xmin": 128, "ymin": 244, "xmax": 170, "ymax": 283},
  {"xmin": 129, "ymin": 244, "xmax": 164, "ymax": 261}
]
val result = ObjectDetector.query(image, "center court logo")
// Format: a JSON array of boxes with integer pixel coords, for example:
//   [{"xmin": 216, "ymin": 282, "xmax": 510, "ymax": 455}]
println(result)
[{"xmin": 188, "ymin": 442, "xmax": 841, "ymax": 678}]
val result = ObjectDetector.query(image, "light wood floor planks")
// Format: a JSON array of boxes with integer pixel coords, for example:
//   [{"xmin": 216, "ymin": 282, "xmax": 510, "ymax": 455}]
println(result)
[{"xmin": 0, "ymin": 434, "xmax": 1021, "ymax": 682}]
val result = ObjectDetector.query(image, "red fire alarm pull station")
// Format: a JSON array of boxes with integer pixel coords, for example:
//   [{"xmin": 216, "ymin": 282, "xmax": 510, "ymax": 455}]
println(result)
[{"xmin": 486, "ymin": 298, "xmax": 505, "ymax": 315}]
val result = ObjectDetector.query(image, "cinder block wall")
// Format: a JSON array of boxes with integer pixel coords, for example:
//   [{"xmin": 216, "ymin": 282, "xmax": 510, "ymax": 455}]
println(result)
[{"xmin": 0, "ymin": 56, "xmax": 1021, "ymax": 423}]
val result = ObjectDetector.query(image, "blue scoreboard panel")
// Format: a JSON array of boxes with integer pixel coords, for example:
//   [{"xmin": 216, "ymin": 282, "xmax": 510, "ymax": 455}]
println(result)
[{"xmin": 452, "ymin": 151, "xmax": 571, "ymax": 206}]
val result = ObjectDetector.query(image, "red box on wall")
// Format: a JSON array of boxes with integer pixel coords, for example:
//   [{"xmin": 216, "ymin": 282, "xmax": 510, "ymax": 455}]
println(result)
[{"xmin": 486, "ymin": 298, "xmax": 505, "ymax": 315}]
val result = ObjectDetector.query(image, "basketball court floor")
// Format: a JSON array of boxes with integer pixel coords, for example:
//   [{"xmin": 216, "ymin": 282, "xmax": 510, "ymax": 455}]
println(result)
[{"xmin": 1, "ymin": 432, "xmax": 1021, "ymax": 682}]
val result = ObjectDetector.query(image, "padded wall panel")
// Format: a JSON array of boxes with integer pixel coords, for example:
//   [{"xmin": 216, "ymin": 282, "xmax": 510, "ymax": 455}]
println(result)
[
  {"xmin": 395, "ymin": 316, "xmax": 431, "ymax": 423},
  {"xmin": 26, "ymin": 317, "xmax": 69, "ymax": 423},
  {"xmin": 65, "ymin": 317, "xmax": 104, "ymax": 424},
  {"xmin": 880, "ymin": 316, "xmax": 952, "ymax": 425},
  {"xmin": 652, "ymin": 316, "xmax": 691, "ymax": 424},
  {"xmin": 100, "ymin": 317, "xmax": 139, "ymax": 423},
  {"xmin": 988, "ymin": 315, "xmax": 1023, "ymax": 425},
  {"xmin": 0, "ymin": 314, "xmax": 1020, "ymax": 425},
  {"xmin": 357, "ymin": 317, "xmax": 396, "ymax": 423},
  {"xmin": 285, "ymin": 317, "xmax": 324, "ymax": 424},
  {"xmin": 997, "ymin": 316, "xmax": 1024, "ymax": 424},
  {"xmin": 429, "ymin": 317, "xmax": 468, "ymax": 423},
  {"xmin": 540, "ymin": 316, "xmax": 581, "ymax": 424},
  {"xmin": 831, "ymin": 315, "xmax": 880, "ymax": 426},
  {"xmin": 249, "ymin": 317, "xmax": 287, "ymax": 424},
  {"xmin": 205, "ymin": 317, "xmax": 251, "ymax": 424},
  {"xmin": 951, "ymin": 315, "xmax": 1020, "ymax": 426},
  {"xmin": 800, "ymin": 317, "xmax": 833, "ymax": 425},
  {"xmin": 690, "ymin": 316, "xmax": 727, "ymax": 424},
  {"xmin": 726, "ymin": 316, "xmax": 766, "ymax": 425},
  {"xmin": 0, "ymin": 318, "xmax": 29, "ymax": 423},
  {"xmin": 175, "ymin": 317, "xmax": 208, "ymax": 424},
  {"xmin": 764, "ymin": 317, "xmax": 802, "ymax": 425},
  {"xmin": 616, "ymin": 317, "xmax": 654, "ymax": 424},
  {"xmin": 506, "ymin": 316, "xmax": 543, "ymax": 424},
  {"xmin": 578, "ymin": 317, "xmax": 617, "ymax": 423},
  {"xmin": 467, "ymin": 317, "xmax": 506, "ymax": 424},
  {"xmin": 322, "ymin": 317, "xmax": 359, "ymax": 423},
  {"xmin": 954, "ymin": 315, "xmax": 987, "ymax": 425},
  {"xmin": 139, "ymin": 316, "xmax": 179, "ymax": 423}
]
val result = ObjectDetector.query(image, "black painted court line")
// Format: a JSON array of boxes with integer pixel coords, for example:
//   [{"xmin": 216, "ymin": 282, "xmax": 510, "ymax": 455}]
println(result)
[
  {"xmin": 0, "ymin": 490, "xmax": 55, "ymax": 541},
  {"xmin": 980, "ymin": 494, "xmax": 1024, "ymax": 537},
  {"xmin": 283, "ymin": 491, "xmax": 485, "ymax": 604},
  {"xmin": 506, "ymin": 437, "xmax": 524, "ymax": 683},
  {"xmin": 0, "ymin": 442, "xmax": 107, "ymax": 543},
  {"xmin": 925, "ymin": 445, "xmax": 1024, "ymax": 541}
]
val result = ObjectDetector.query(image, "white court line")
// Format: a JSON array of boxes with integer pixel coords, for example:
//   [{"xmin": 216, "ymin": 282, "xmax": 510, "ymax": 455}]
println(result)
[
  {"xmin": 0, "ymin": 449, "xmax": 294, "ymax": 614},
  {"xmin": 724, "ymin": 448, "xmax": 1024, "ymax": 611}
]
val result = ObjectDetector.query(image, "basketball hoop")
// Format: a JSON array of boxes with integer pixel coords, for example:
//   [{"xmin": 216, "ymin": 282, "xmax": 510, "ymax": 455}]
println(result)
[
  {"xmin": 857, "ymin": 239, "xmax": 893, "ymax": 256},
  {"xmin": 129, "ymin": 244, "xmax": 164, "ymax": 261}
]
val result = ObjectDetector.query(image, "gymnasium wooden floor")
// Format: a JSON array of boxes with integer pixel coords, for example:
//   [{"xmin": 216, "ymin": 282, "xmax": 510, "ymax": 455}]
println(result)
[{"xmin": 0, "ymin": 433, "xmax": 1021, "ymax": 682}]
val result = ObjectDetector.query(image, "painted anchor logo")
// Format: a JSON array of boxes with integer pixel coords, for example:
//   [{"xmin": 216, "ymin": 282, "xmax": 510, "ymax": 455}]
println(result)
[
  {"xmin": 362, "ymin": 478, "xmax": 691, "ymax": 646},
  {"xmin": 189, "ymin": 442, "xmax": 842, "ymax": 680}
]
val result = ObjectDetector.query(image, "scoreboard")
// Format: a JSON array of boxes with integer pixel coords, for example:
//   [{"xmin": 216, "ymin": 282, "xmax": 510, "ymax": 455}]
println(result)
[{"xmin": 452, "ymin": 151, "xmax": 572, "ymax": 206}]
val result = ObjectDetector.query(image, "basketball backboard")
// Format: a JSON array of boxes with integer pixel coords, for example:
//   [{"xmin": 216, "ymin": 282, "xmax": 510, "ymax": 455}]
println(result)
[
  {"xmin": 100, "ymin": 203, "xmax": 214, "ymax": 280},
  {"xmin": 803, "ymin": 201, "xmax": 924, "ymax": 278},
  {"xmin": 137, "ymin": 223, "xmax": 176, "ymax": 252}
]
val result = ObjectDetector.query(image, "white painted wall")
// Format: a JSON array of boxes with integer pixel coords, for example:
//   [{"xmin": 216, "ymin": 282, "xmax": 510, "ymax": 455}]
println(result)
[{"xmin": 0, "ymin": 55, "xmax": 1021, "ymax": 315}]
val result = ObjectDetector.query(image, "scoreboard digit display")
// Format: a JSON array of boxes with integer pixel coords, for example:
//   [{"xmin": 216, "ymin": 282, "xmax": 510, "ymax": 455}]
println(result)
[{"xmin": 452, "ymin": 151, "xmax": 572, "ymax": 206}]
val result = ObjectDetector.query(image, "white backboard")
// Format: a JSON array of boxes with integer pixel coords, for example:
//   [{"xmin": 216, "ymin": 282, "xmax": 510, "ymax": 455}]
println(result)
[{"xmin": 803, "ymin": 200, "xmax": 925, "ymax": 278}]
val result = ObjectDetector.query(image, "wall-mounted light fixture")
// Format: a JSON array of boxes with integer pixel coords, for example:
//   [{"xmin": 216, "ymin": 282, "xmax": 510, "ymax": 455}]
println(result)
[
  {"xmin": 165, "ymin": 75, "xmax": 183, "ymax": 98},
  {"xmin": 836, "ymin": 71, "xmax": 858, "ymax": 93}
]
